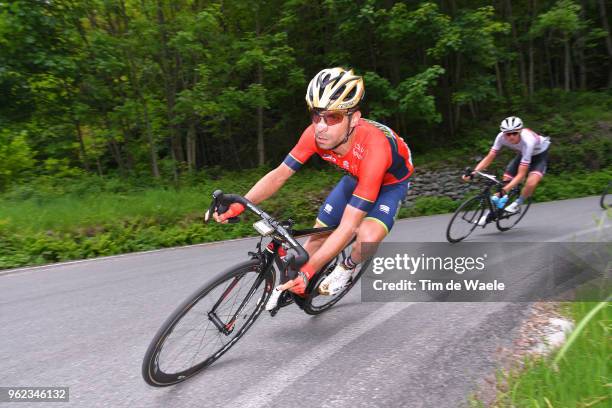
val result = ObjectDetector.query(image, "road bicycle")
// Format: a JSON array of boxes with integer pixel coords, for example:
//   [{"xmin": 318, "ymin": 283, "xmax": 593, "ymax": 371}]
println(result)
[
  {"xmin": 446, "ymin": 169, "xmax": 532, "ymax": 243},
  {"xmin": 142, "ymin": 190, "xmax": 369, "ymax": 386},
  {"xmin": 600, "ymin": 181, "xmax": 611, "ymax": 210}
]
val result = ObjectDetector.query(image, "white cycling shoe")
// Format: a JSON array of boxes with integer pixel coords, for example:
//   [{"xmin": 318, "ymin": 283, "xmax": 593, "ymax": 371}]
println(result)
[
  {"xmin": 265, "ymin": 286, "xmax": 283, "ymax": 311},
  {"xmin": 318, "ymin": 264, "xmax": 354, "ymax": 296},
  {"xmin": 477, "ymin": 211, "xmax": 491, "ymax": 227},
  {"xmin": 504, "ymin": 201, "xmax": 521, "ymax": 214}
]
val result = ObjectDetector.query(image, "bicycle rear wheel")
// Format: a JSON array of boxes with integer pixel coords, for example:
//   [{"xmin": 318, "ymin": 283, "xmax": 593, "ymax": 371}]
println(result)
[
  {"xmin": 496, "ymin": 189, "xmax": 532, "ymax": 231},
  {"xmin": 446, "ymin": 195, "xmax": 485, "ymax": 243},
  {"xmin": 142, "ymin": 259, "xmax": 273, "ymax": 386},
  {"xmin": 298, "ymin": 239, "xmax": 369, "ymax": 315}
]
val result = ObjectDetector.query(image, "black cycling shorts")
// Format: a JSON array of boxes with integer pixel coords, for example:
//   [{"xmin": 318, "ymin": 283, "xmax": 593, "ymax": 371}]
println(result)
[{"xmin": 504, "ymin": 149, "xmax": 549, "ymax": 179}]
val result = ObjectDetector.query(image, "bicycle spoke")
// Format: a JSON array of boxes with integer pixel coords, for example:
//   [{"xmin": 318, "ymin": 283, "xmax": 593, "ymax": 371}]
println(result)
[{"xmin": 152, "ymin": 265, "xmax": 269, "ymax": 377}]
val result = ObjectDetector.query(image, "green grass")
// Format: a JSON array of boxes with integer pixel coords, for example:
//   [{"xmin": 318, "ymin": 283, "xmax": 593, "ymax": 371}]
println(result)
[
  {"xmin": 494, "ymin": 301, "xmax": 610, "ymax": 408},
  {"xmin": 0, "ymin": 168, "xmax": 341, "ymax": 234},
  {"xmin": 0, "ymin": 167, "xmax": 609, "ymax": 270},
  {"xmin": 0, "ymin": 188, "xmax": 205, "ymax": 233}
]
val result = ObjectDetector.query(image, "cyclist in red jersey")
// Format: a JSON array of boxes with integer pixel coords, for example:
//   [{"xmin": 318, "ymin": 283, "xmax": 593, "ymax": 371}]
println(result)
[{"xmin": 213, "ymin": 67, "xmax": 413, "ymax": 309}]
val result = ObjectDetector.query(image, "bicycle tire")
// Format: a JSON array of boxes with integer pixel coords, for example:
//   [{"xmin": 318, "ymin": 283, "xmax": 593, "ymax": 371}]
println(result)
[
  {"xmin": 600, "ymin": 182, "xmax": 611, "ymax": 210},
  {"xmin": 298, "ymin": 239, "xmax": 369, "ymax": 315},
  {"xmin": 142, "ymin": 259, "xmax": 273, "ymax": 386},
  {"xmin": 446, "ymin": 195, "xmax": 485, "ymax": 243},
  {"xmin": 496, "ymin": 189, "xmax": 532, "ymax": 231}
]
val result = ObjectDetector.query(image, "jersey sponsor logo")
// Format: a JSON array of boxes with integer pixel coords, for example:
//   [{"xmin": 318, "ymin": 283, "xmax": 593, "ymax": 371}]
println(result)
[
  {"xmin": 379, "ymin": 204, "xmax": 391, "ymax": 214},
  {"xmin": 321, "ymin": 153, "xmax": 337, "ymax": 163},
  {"xmin": 343, "ymin": 160, "xmax": 349, "ymax": 169},
  {"xmin": 352, "ymin": 143, "xmax": 365, "ymax": 160},
  {"xmin": 324, "ymin": 204, "xmax": 333, "ymax": 214}
]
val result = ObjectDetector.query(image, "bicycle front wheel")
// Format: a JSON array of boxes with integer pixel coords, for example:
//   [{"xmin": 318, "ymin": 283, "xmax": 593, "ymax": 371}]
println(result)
[
  {"xmin": 142, "ymin": 259, "xmax": 273, "ymax": 386},
  {"xmin": 446, "ymin": 195, "xmax": 485, "ymax": 243}
]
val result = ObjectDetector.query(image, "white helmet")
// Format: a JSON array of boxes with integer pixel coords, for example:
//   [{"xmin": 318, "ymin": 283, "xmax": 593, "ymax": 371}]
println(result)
[
  {"xmin": 500, "ymin": 116, "xmax": 523, "ymax": 133},
  {"xmin": 306, "ymin": 67, "xmax": 364, "ymax": 111}
]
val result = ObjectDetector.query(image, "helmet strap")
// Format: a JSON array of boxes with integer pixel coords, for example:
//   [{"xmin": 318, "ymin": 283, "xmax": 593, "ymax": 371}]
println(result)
[{"xmin": 329, "ymin": 113, "xmax": 355, "ymax": 151}]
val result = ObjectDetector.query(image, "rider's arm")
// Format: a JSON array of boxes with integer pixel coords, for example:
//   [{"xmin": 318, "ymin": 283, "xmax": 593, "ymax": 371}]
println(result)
[
  {"xmin": 244, "ymin": 163, "xmax": 295, "ymax": 204},
  {"xmin": 463, "ymin": 135, "xmax": 501, "ymax": 181},
  {"xmin": 246, "ymin": 126, "xmax": 319, "ymax": 204},
  {"xmin": 474, "ymin": 150, "xmax": 497, "ymax": 172}
]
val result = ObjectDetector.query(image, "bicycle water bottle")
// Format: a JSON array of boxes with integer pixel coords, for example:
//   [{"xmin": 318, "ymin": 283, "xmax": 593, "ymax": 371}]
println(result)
[
  {"xmin": 497, "ymin": 195, "xmax": 509, "ymax": 209},
  {"xmin": 490, "ymin": 195, "xmax": 500, "ymax": 207}
]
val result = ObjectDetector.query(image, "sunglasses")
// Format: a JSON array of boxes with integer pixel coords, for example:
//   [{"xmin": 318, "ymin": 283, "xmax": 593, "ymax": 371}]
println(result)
[
  {"xmin": 504, "ymin": 131, "xmax": 520, "ymax": 137},
  {"xmin": 311, "ymin": 110, "xmax": 348, "ymax": 126}
]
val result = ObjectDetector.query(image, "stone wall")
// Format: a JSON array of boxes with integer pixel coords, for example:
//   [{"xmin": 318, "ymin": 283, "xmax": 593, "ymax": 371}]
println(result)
[{"xmin": 403, "ymin": 167, "xmax": 481, "ymax": 206}]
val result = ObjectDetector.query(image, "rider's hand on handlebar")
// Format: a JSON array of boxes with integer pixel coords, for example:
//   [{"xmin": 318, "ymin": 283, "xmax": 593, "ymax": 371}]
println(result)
[
  {"xmin": 213, "ymin": 202, "xmax": 246, "ymax": 223},
  {"xmin": 461, "ymin": 173, "xmax": 474, "ymax": 182},
  {"xmin": 461, "ymin": 167, "xmax": 474, "ymax": 182}
]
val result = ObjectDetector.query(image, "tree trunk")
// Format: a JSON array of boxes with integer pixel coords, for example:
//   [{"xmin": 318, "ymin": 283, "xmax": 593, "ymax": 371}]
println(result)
[
  {"xmin": 495, "ymin": 61, "xmax": 504, "ymax": 97},
  {"xmin": 453, "ymin": 54, "xmax": 462, "ymax": 129},
  {"xmin": 564, "ymin": 37, "xmax": 571, "ymax": 91},
  {"xmin": 142, "ymin": 99, "xmax": 160, "ymax": 178},
  {"xmin": 598, "ymin": 0, "xmax": 612, "ymax": 87},
  {"xmin": 74, "ymin": 119, "xmax": 90, "ymax": 171},
  {"xmin": 506, "ymin": 0, "xmax": 527, "ymax": 94},
  {"xmin": 528, "ymin": 43, "xmax": 535, "ymax": 96},
  {"xmin": 186, "ymin": 120, "xmax": 197, "ymax": 172},
  {"xmin": 544, "ymin": 36, "xmax": 555, "ymax": 88},
  {"xmin": 226, "ymin": 120, "xmax": 243, "ymax": 170},
  {"xmin": 107, "ymin": 139, "xmax": 124, "ymax": 174},
  {"xmin": 528, "ymin": 0, "xmax": 537, "ymax": 97},
  {"xmin": 104, "ymin": 114, "xmax": 126, "ymax": 175},
  {"xmin": 255, "ymin": 7, "xmax": 265, "ymax": 166},
  {"xmin": 96, "ymin": 158, "xmax": 103, "ymax": 176},
  {"xmin": 576, "ymin": 0, "xmax": 588, "ymax": 89},
  {"xmin": 156, "ymin": 0, "xmax": 184, "ymax": 167}
]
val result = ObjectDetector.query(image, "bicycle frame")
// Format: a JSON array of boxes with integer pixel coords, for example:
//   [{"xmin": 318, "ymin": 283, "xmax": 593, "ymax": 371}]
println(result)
[
  {"xmin": 472, "ymin": 171, "xmax": 519, "ymax": 223},
  {"xmin": 206, "ymin": 223, "xmax": 338, "ymax": 334}
]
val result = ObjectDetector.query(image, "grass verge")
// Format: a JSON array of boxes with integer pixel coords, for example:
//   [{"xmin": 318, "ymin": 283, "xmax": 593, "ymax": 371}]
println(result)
[{"xmin": 484, "ymin": 301, "xmax": 610, "ymax": 408}]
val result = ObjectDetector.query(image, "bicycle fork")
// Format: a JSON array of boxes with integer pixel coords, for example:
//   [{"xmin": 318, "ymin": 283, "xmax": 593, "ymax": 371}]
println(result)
[{"xmin": 207, "ymin": 261, "xmax": 272, "ymax": 335}]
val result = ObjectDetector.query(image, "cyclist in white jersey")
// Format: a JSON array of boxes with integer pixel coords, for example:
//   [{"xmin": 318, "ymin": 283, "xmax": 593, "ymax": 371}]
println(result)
[{"xmin": 463, "ymin": 116, "xmax": 551, "ymax": 223}]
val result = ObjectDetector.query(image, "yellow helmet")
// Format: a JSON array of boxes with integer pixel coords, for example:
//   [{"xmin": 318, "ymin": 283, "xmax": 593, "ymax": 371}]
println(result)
[{"xmin": 306, "ymin": 67, "xmax": 364, "ymax": 111}]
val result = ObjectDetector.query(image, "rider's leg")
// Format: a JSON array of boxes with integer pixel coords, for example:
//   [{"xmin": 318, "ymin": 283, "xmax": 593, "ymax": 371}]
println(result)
[
  {"xmin": 319, "ymin": 181, "xmax": 409, "ymax": 295},
  {"xmin": 520, "ymin": 151, "xmax": 547, "ymax": 199},
  {"xmin": 478, "ymin": 157, "xmax": 518, "ymax": 225},
  {"xmin": 520, "ymin": 172, "xmax": 543, "ymax": 198},
  {"xmin": 503, "ymin": 154, "xmax": 520, "ymax": 183},
  {"xmin": 350, "ymin": 218, "xmax": 388, "ymax": 263},
  {"xmin": 505, "ymin": 150, "xmax": 548, "ymax": 213},
  {"xmin": 350, "ymin": 181, "xmax": 408, "ymax": 263},
  {"xmin": 307, "ymin": 175, "xmax": 354, "ymax": 256}
]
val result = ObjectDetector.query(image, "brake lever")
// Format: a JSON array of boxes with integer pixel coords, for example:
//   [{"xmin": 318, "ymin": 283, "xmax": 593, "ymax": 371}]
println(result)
[
  {"xmin": 204, "ymin": 189, "xmax": 241, "ymax": 224},
  {"xmin": 204, "ymin": 190, "xmax": 223, "ymax": 223}
]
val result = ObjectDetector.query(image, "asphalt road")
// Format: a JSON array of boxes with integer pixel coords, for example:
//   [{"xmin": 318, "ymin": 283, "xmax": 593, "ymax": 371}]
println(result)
[{"xmin": 1, "ymin": 196, "xmax": 610, "ymax": 408}]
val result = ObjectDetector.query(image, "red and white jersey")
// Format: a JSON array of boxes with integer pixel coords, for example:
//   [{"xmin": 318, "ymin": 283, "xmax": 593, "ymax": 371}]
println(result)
[
  {"xmin": 491, "ymin": 128, "xmax": 550, "ymax": 166},
  {"xmin": 283, "ymin": 118, "xmax": 413, "ymax": 211}
]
